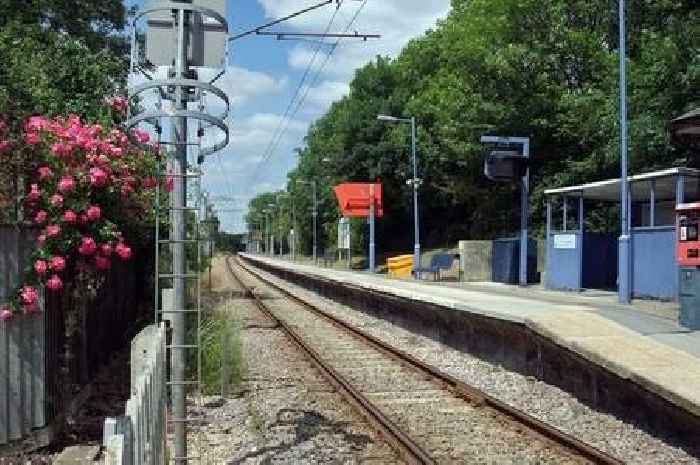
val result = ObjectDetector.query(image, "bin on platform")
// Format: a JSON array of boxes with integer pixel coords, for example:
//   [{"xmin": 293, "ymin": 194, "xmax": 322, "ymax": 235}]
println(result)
[{"xmin": 387, "ymin": 254, "xmax": 414, "ymax": 278}]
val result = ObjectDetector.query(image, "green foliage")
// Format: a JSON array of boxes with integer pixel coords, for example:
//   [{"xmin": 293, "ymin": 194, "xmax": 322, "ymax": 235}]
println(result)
[
  {"xmin": 250, "ymin": 0, "xmax": 698, "ymax": 253},
  {"xmin": 0, "ymin": 23, "xmax": 124, "ymax": 123},
  {"xmin": 0, "ymin": 0, "xmax": 128, "ymax": 54}
]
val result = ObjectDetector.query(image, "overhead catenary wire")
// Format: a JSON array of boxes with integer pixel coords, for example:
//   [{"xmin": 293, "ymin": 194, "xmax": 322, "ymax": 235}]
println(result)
[
  {"xmin": 249, "ymin": 0, "xmax": 370, "ymax": 188},
  {"xmin": 246, "ymin": 4, "xmax": 344, "ymax": 188}
]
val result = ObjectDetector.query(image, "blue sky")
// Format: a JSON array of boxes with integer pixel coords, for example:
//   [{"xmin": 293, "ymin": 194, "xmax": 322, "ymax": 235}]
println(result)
[{"xmin": 125, "ymin": 0, "xmax": 450, "ymax": 232}]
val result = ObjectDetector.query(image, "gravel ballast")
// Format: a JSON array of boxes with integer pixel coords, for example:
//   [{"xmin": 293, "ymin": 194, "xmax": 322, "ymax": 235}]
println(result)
[
  {"xmin": 186, "ymin": 259, "xmax": 401, "ymax": 464},
  {"xmin": 246, "ymin": 260, "xmax": 700, "ymax": 465}
]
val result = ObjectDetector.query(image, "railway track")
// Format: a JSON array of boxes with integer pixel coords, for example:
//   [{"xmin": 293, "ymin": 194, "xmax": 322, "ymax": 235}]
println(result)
[{"xmin": 227, "ymin": 255, "xmax": 625, "ymax": 465}]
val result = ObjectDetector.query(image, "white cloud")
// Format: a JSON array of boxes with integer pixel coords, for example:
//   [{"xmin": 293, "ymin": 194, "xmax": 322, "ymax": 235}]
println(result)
[
  {"xmin": 304, "ymin": 80, "xmax": 350, "ymax": 108},
  {"xmin": 215, "ymin": 66, "xmax": 288, "ymax": 107}
]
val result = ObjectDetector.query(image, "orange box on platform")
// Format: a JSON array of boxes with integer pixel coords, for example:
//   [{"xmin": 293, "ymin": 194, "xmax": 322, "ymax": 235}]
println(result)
[{"xmin": 334, "ymin": 183, "xmax": 384, "ymax": 218}]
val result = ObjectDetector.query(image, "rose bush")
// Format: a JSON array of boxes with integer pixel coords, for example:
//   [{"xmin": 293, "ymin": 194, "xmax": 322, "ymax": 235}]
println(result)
[{"xmin": 0, "ymin": 106, "xmax": 163, "ymax": 319}]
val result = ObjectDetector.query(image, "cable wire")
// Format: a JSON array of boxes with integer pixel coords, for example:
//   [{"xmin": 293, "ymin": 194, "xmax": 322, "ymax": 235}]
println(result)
[{"xmin": 249, "ymin": 0, "xmax": 369, "ymax": 188}]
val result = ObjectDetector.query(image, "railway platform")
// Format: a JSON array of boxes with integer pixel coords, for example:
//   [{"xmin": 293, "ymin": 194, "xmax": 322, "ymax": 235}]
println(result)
[{"xmin": 240, "ymin": 253, "xmax": 700, "ymax": 424}]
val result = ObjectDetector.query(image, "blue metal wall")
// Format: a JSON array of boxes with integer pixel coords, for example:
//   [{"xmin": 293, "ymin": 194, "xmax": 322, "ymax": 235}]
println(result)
[
  {"xmin": 546, "ymin": 232, "xmax": 582, "ymax": 290},
  {"xmin": 631, "ymin": 227, "xmax": 678, "ymax": 300},
  {"xmin": 582, "ymin": 233, "xmax": 618, "ymax": 290}
]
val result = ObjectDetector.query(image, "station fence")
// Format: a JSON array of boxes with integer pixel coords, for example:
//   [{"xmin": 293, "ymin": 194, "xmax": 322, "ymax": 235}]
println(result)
[
  {"xmin": 0, "ymin": 224, "xmax": 154, "ymax": 452},
  {"xmin": 103, "ymin": 323, "xmax": 167, "ymax": 465}
]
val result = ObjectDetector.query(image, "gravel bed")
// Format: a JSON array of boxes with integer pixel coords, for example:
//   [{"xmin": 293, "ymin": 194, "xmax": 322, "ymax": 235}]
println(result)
[
  {"xmin": 187, "ymin": 259, "xmax": 401, "ymax": 464},
  {"xmin": 248, "ymin": 262, "xmax": 700, "ymax": 465}
]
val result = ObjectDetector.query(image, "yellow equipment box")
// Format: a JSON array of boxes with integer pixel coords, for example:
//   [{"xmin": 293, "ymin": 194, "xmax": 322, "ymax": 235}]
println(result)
[{"xmin": 387, "ymin": 254, "xmax": 414, "ymax": 278}]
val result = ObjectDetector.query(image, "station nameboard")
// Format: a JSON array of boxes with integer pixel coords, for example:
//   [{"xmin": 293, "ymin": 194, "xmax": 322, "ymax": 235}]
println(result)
[{"xmin": 334, "ymin": 183, "xmax": 384, "ymax": 218}]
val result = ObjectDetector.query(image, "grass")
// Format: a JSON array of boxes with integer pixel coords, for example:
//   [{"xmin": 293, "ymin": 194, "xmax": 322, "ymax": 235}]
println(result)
[{"xmin": 198, "ymin": 301, "xmax": 245, "ymax": 396}]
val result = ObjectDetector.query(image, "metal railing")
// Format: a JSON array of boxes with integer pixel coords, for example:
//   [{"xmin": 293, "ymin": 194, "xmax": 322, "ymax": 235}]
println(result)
[{"xmin": 103, "ymin": 323, "xmax": 167, "ymax": 465}]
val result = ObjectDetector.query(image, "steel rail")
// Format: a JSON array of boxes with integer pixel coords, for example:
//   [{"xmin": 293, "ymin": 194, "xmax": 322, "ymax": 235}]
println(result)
[
  {"xmin": 224, "ymin": 255, "xmax": 434, "ymax": 465},
  {"xmin": 233, "ymin": 255, "xmax": 627, "ymax": 465}
]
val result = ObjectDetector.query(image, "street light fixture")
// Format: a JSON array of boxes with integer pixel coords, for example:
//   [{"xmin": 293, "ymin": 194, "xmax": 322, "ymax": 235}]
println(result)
[{"xmin": 377, "ymin": 114, "xmax": 422, "ymax": 273}]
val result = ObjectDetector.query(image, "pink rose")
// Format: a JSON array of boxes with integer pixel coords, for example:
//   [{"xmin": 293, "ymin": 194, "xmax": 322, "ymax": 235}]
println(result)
[
  {"xmin": 0, "ymin": 307, "xmax": 12, "ymax": 321},
  {"xmin": 34, "ymin": 260, "xmax": 48, "ymax": 275},
  {"xmin": 51, "ymin": 142, "xmax": 71, "ymax": 158},
  {"xmin": 35, "ymin": 210, "xmax": 48, "ymax": 224},
  {"xmin": 49, "ymin": 194, "xmax": 64, "ymax": 207},
  {"xmin": 27, "ymin": 184, "xmax": 41, "ymax": 202},
  {"xmin": 38, "ymin": 166, "xmax": 53, "ymax": 180},
  {"xmin": 94, "ymin": 255, "xmax": 111, "ymax": 270},
  {"xmin": 46, "ymin": 224, "xmax": 61, "ymax": 237},
  {"xmin": 50, "ymin": 256, "xmax": 66, "ymax": 272},
  {"xmin": 109, "ymin": 146, "xmax": 123, "ymax": 158},
  {"xmin": 25, "ymin": 133, "xmax": 41, "ymax": 145},
  {"xmin": 142, "ymin": 176, "xmax": 157, "ymax": 190},
  {"xmin": 100, "ymin": 243, "xmax": 113, "ymax": 256},
  {"xmin": 0, "ymin": 140, "xmax": 13, "ymax": 154},
  {"xmin": 78, "ymin": 237, "xmax": 97, "ymax": 256},
  {"xmin": 132, "ymin": 128, "xmax": 150, "ymax": 144},
  {"xmin": 37, "ymin": 235, "xmax": 47, "ymax": 246},
  {"xmin": 63, "ymin": 210, "xmax": 78, "ymax": 224},
  {"xmin": 110, "ymin": 96, "xmax": 128, "ymax": 114},
  {"xmin": 86, "ymin": 205, "xmax": 101, "ymax": 221},
  {"xmin": 46, "ymin": 275, "xmax": 63, "ymax": 292},
  {"xmin": 89, "ymin": 167, "xmax": 108, "ymax": 187},
  {"xmin": 25, "ymin": 116, "xmax": 48, "ymax": 132},
  {"xmin": 115, "ymin": 243, "xmax": 132, "ymax": 261},
  {"xmin": 20, "ymin": 286, "xmax": 39, "ymax": 306},
  {"xmin": 120, "ymin": 183, "xmax": 134, "ymax": 197},
  {"xmin": 58, "ymin": 176, "xmax": 75, "ymax": 193}
]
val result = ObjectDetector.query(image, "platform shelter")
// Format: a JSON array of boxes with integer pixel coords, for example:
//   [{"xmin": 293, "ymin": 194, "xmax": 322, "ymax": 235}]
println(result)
[{"xmin": 544, "ymin": 167, "xmax": 700, "ymax": 300}]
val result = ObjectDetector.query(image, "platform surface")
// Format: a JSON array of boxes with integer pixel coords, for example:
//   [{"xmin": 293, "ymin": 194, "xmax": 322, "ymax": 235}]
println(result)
[{"xmin": 243, "ymin": 254, "xmax": 700, "ymax": 416}]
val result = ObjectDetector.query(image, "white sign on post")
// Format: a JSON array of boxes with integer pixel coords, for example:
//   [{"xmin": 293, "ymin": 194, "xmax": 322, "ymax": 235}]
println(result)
[
  {"xmin": 553, "ymin": 233, "xmax": 577, "ymax": 249},
  {"xmin": 338, "ymin": 218, "xmax": 351, "ymax": 250}
]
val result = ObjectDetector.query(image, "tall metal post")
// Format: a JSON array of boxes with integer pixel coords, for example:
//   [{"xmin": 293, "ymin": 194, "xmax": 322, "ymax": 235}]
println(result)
[
  {"xmin": 411, "ymin": 117, "xmax": 421, "ymax": 272},
  {"xmin": 171, "ymin": 8, "xmax": 188, "ymax": 464},
  {"xmin": 520, "ymin": 139, "xmax": 530, "ymax": 286},
  {"xmin": 618, "ymin": 0, "xmax": 631, "ymax": 304},
  {"xmin": 312, "ymin": 180, "xmax": 318, "ymax": 264},
  {"xmin": 369, "ymin": 183, "xmax": 376, "ymax": 273}
]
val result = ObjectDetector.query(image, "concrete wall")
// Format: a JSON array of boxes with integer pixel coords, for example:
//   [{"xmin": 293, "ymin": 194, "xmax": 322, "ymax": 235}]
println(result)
[
  {"xmin": 459, "ymin": 241, "xmax": 492, "ymax": 281},
  {"xmin": 458, "ymin": 239, "xmax": 545, "ymax": 283}
]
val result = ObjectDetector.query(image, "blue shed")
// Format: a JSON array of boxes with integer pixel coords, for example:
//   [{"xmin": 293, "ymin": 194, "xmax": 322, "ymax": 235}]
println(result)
[{"xmin": 544, "ymin": 168, "xmax": 700, "ymax": 301}]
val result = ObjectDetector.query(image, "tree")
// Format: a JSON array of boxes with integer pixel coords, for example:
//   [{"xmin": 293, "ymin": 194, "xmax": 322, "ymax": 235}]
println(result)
[{"xmin": 250, "ymin": 0, "xmax": 699, "ymax": 253}]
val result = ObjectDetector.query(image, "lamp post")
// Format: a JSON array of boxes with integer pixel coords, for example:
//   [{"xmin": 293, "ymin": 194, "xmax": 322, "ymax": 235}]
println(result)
[
  {"xmin": 618, "ymin": 0, "xmax": 631, "ymax": 304},
  {"xmin": 377, "ymin": 114, "xmax": 421, "ymax": 272},
  {"xmin": 267, "ymin": 203, "xmax": 276, "ymax": 256},
  {"xmin": 276, "ymin": 193, "xmax": 288, "ymax": 257},
  {"xmin": 262, "ymin": 209, "xmax": 272, "ymax": 256},
  {"xmin": 297, "ymin": 180, "xmax": 318, "ymax": 264}
]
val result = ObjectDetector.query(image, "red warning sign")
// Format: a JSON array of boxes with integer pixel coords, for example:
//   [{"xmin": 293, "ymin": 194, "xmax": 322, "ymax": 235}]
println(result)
[{"xmin": 334, "ymin": 182, "xmax": 384, "ymax": 218}]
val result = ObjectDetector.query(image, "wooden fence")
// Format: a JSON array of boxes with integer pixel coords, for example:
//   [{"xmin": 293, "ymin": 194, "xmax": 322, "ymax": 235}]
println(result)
[
  {"xmin": 0, "ymin": 225, "xmax": 153, "ymax": 453},
  {"xmin": 103, "ymin": 324, "xmax": 167, "ymax": 465}
]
